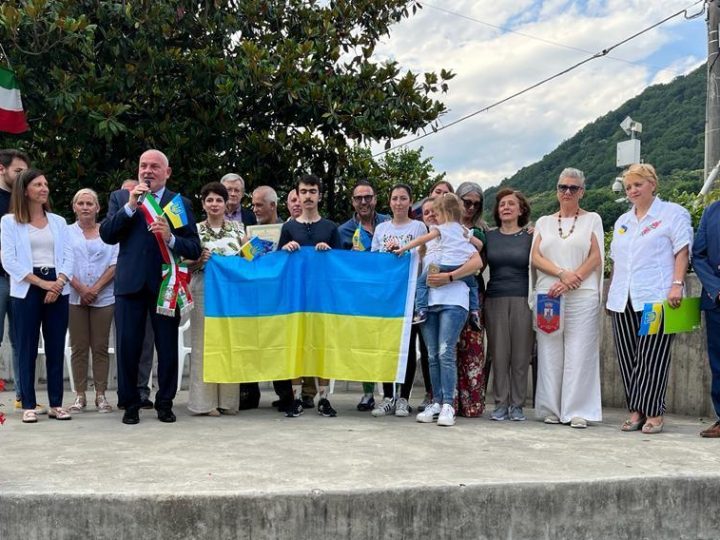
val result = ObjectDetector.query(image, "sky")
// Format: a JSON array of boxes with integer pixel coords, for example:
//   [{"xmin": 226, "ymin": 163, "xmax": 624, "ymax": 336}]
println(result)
[{"xmin": 371, "ymin": 0, "xmax": 707, "ymax": 189}]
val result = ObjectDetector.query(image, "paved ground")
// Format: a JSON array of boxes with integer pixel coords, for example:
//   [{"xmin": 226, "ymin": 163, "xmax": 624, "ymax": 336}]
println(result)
[{"xmin": 1, "ymin": 386, "xmax": 719, "ymax": 496}]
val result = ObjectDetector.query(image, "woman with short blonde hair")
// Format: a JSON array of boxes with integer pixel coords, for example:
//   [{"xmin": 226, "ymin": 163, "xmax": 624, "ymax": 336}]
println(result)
[
  {"xmin": 67, "ymin": 188, "xmax": 118, "ymax": 414},
  {"xmin": 607, "ymin": 163, "xmax": 692, "ymax": 434}
]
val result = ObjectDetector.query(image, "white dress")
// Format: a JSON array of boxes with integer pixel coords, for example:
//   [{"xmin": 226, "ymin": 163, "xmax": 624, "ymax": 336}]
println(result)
[
  {"xmin": 530, "ymin": 212, "xmax": 605, "ymax": 423},
  {"xmin": 188, "ymin": 221, "xmax": 244, "ymax": 414}
]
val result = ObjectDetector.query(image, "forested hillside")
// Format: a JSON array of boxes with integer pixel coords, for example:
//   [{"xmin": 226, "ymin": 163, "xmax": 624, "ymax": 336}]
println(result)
[{"xmin": 484, "ymin": 66, "xmax": 705, "ymax": 229}]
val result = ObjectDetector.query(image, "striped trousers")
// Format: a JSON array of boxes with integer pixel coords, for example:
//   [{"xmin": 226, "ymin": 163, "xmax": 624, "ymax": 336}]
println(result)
[{"xmin": 611, "ymin": 303, "xmax": 674, "ymax": 417}]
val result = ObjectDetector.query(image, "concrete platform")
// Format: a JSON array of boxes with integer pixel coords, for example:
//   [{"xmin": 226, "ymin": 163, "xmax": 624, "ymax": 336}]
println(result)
[{"xmin": 1, "ymin": 387, "xmax": 720, "ymax": 539}]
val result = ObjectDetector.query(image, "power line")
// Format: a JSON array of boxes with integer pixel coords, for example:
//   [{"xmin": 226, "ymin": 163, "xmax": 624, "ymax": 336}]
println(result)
[
  {"xmin": 422, "ymin": 2, "xmax": 691, "ymax": 74},
  {"xmin": 374, "ymin": 0, "xmax": 705, "ymax": 158}
]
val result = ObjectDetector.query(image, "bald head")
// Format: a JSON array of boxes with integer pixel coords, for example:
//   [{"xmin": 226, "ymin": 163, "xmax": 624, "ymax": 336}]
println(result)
[
  {"xmin": 138, "ymin": 149, "xmax": 171, "ymax": 192},
  {"xmin": 252, "ymin": 185, "xmax": 279, "ymax": 224}
]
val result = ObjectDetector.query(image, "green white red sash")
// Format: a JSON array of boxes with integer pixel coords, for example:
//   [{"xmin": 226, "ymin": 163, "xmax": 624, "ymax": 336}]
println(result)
[{"xmin": 139, "ymin": 195, "xmax": 193, "ymax": 316}]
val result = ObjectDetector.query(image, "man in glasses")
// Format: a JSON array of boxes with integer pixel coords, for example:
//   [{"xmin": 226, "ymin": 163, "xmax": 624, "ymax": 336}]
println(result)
[
  {"xmin": 221, "ymin": 173, "xmax": 256, "ymax": 227},
  {"xmin": 338, "ymin": 180, "xmax": 389, "ymax": 251},
  {"xmin": 337, "ymin": 180, "xmax": 389, "ymax": 410}
]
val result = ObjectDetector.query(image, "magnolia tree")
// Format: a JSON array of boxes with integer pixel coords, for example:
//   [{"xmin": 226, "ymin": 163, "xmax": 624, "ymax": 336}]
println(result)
[{"xmin": 0, "ymin": 0, "xmax": 453, "ymax": 219}]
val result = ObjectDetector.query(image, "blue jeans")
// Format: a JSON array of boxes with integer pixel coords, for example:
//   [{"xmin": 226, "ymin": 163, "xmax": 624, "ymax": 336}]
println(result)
[
  {"xmin": 416, "ymin": 265, "xmax": 479, "ymax": 312},
  {"xmin": 0, "ymin": 275, "xmax": 20, "ymax": 399},
  {"xmin": 420, "ymin": 305, "xmax": 468, "ymax": 405}
]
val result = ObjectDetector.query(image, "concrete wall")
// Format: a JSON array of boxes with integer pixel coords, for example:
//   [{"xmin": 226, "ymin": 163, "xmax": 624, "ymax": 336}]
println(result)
[
  {"xmin": 3, "ymin": 478, "xmax": 720, "ymax": 540},
  {"xmin": 0, "ymin": 275, "xmax": 714, "ymax": 417},
  {"xmin": 599, "ymin": 274, "xmax": 713, "ymax": 418}
]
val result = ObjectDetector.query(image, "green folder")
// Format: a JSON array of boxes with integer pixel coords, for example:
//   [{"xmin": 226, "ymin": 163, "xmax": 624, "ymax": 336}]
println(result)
[{"xmin": 662, "ymin": 297, "xmax": 701, "ymax": 334}]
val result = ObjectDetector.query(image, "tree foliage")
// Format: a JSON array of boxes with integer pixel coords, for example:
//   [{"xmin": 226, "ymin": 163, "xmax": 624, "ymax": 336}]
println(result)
[
  {"xmin": 335, "ymin": 145, "xmax": 444, "ymax": 218},
  {"xmin": 0, "ymin": 0, "xmax": 453, "ymax": 220}
]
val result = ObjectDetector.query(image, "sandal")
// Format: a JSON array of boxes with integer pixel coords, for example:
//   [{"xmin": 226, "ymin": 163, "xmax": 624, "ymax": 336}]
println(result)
[
  {"xmin": 621, "ymin": 416, "xmax": 646, "ymax": 432},
  {"xmin": 642, "ymin": 420, "xmax": 664, "ymax": 434},
  {"xmin": 22, "ymin": 410, "xmax": 38, "ymax": 423},
  {"xmin": 48, "ymin": 407, "xmax": 72, "ymax": 421}
]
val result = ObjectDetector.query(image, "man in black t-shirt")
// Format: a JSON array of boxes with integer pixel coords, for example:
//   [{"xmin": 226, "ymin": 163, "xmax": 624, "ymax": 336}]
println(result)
[
  {"xmin": 278, "ymin": 174, "xmax": 340, "ymax": 418},
  {"xmin": 0, "ymin": 149, "xmax": 38, "ymax": 413}
]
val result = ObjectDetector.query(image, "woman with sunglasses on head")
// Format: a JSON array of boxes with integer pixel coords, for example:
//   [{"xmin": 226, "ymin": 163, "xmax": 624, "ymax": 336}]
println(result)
[
  {"xmin": 453, "ymin": 181, "xmax": 489, "ymax": 417},
  {"xmin": 484, "ymin": 189, "xmax": 534, "ymax": 422},
  {"xmin": 530, "ymin": 168, "xmax": 604, "ymax": 428},
  {"xmin": 607, "ymin": 163, "xmax": 691, "ymax": 434},
  {"xmin": 1, "ymin": 169, "xmax": 73, "ymax": 423}
]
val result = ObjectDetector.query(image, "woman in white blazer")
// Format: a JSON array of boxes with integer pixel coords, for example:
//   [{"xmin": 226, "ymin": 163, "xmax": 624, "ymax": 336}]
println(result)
[{"xmin": 0, "ymin": 169, "xmax": 73, "ymax": 423}]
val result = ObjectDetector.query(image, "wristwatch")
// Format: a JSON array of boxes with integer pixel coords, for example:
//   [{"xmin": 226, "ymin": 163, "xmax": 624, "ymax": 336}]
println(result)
[{"xmin": 671, "ymin": 280, "xmax": 684, "ymax": 287}]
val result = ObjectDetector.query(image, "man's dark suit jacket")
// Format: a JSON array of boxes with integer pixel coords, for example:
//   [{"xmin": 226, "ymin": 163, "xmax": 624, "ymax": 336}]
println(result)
[
  {"xmin": 100, "ymin": 187, "xmax": 202, "ymax": 294},
  {"xmin": 694, "ymin": 200, "xmax": 720, "ymax": 312}
]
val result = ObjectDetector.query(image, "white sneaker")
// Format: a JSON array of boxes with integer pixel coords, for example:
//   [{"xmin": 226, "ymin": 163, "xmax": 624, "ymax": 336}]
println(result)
[
  {"xmin": 394, "ymin": 398, "xmax": 410, "ymax": 417},
  {"xmin": 416, "ymin": 402, "xmax": 441, "ymax": 423},
  {"xmin": 437, "ymin": 404, "xmax": 455, "ymax": 427},
  {"xmin": 371, "ymin": 398, "xmax": 395, "ymax": 417}
]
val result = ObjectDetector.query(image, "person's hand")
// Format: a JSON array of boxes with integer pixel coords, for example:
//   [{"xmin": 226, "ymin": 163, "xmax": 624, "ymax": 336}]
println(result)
[
  {"xmin": 384, "ymin": 239, "xmax": 400, "ymax": 252},
  {"xmin": 426, "ymin": 272, "xmax": 452, "ymax": 288},
  {"xmin": 80, "ymin": 290, "xmax": 96, "ymax": 305},
  {"xmin": 667, "ymin": 284, "xmax": 683, "ymax": 309},
  {"xmin": 282, "ymin": 241, "xmax": 300, "ymax": 252},
  {"xmin": 200, "ymin": 249, "xmax": 211, "ymax": 264},
  {"xmin": 315, "ymin": 242, "xmax": 331, "ymax": 251},
  {"xmin": 44, "ymin": 290, "xmax": 59, "ymax": 304},
  {"xmin": 394, "ymin": 246, "xmax": 406, "ymax": 257},
  {"xmin": 559, "ymin": 270, "xmax": 582, "ymax": 290},
  {"xmin": 48, "ymin": 279, "xmax": 65, "ymax": 295},
  {"xmin": 149, "ymin": 215, "xmax": 171, "ymax": 242},
  {"xmin": 547, "ymin": 280, "xmax": 569, "ymax": 298},
  {"xmin": 128, "ymin": 182, "xmax": 150, "ymax": 210}
]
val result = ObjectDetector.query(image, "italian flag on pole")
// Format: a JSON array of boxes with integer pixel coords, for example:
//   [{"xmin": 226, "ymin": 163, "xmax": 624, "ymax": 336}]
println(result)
[{"xmin": 0, "ymin": 66, "xmax": 28, "ymax": 134}]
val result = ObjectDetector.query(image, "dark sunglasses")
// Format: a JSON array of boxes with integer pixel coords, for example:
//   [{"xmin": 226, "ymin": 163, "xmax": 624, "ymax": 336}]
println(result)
[
  {"xmin": 352, "ymin": 195, "xmax": 374, "ymax": 203},
  {"xmin": 462, "ymin": 199, "xmax": 482, "ymax": 210},
  {"xmin": 557, "ymin": 184, "xmax": 582, "ymax": 194}
]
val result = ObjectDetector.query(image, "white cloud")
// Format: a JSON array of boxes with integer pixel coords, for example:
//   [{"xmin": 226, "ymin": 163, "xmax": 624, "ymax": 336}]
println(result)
[{"xmin": 371, "ymin": 0, "xmax": 705, "ymax": 188}]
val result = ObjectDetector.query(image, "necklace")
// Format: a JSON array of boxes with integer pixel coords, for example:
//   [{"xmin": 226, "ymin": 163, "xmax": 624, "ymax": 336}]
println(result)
[{"xmin": 557, "ymin": 208, "xmax": 579, "ymax": 239}]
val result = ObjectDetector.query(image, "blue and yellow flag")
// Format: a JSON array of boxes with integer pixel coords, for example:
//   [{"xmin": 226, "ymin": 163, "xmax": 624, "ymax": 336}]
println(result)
[
  {"xmin": 240, "ymin": 236, "xmax": 274, "ymax": 261},
  {"xmin": 638, "ymin": 302, "xmax": 664, "ymax": 336},
  {"xmin": 203, "ymin": 248, "xmax": 417, "ymax": 383},
  {"xmin": 352, "ymin": 225, "xmax": 372, "ymax": 251},
  {"xmin": 162, "ymin": 194, "xmax": 189, "ymax": 228}
]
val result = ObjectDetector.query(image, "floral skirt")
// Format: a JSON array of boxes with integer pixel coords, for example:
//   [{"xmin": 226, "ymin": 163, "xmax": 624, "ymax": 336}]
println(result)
[{"xmin": 454, "ymin": 323, "xmax": 487, "ymax": 417}]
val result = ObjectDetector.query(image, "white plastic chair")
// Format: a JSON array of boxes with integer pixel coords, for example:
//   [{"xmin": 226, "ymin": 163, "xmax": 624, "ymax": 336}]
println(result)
[{"xmin": 177, "ymin": 319, "xmax": 191, "ymax": 391}]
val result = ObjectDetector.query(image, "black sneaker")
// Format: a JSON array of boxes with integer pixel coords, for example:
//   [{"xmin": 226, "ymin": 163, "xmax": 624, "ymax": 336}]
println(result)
[
  {"xmin": 317, "ymin": 398, "xmax": 337, "ymax": 417},
  {"xmin": 469, "ymin": 311, "xmax": 482, "ymax": 332},
  {"xmin": 285, "ymin": 399, "xmax": 304, "ymax": 418},
  {"xmin": 356, "ymin": 394, "xmax": 375, "ymax": 411},
  {"xmin": 412, "ymin": 310, "xmax": 427, "ymax": 325},
  {"xmin": 301, "ymin": 396, "xmax": 315, "ymax": 409}
]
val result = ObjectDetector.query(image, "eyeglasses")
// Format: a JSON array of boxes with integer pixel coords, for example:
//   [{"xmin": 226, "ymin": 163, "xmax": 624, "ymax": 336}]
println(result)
[
  {"xmin": 461, "ymin": 199, "xmax": 482, "ymax": 210},
  {"xmin": 352, "ymin": 195, "xmax": 374, "ymax": 203},
  {"xmin": 557, "ymin": 184, "xmax": 582, "ymax": 194}
]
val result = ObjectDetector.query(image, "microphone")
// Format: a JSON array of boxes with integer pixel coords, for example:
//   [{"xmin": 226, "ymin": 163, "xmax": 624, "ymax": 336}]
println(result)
[{"xmin": 136, "ymin": 179, "xmax": 152, "ymax": 205}]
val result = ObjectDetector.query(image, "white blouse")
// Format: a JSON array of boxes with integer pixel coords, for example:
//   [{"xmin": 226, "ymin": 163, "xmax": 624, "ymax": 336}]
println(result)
[
  {"xmin": 69, "ymin": 223, "xmax": 119, "ymax": 307},
  {"xmin": 606, "ymin": 197, "xmax": 692, "ymax": 313},
  {"xmin": 531, "ymin": 212, "xmax": 605, "ymax": 300}
]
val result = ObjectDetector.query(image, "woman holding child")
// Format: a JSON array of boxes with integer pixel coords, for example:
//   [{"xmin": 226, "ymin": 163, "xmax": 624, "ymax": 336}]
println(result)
[{"xmin": 399, "ymin": 193, "xmax": 482, "ymax": 427}]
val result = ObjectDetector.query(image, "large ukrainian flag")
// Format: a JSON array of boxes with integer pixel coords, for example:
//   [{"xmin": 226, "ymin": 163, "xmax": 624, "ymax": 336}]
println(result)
[{"xmin": 203, "ymin": 248, "xmax": 417, "ymax": 383}]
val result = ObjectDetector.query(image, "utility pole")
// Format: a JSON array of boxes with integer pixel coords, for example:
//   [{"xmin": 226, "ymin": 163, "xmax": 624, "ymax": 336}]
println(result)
[{"xmin": 705, "ymin": 0, "xmax": 720, "ymax": 179}]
